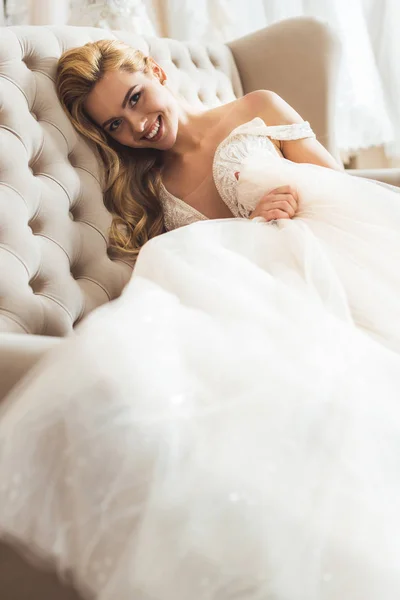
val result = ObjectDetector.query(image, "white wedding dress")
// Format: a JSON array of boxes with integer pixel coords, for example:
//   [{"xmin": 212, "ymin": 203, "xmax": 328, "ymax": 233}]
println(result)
[{"xmin": 2, "ymin": 120, "xmax": 400, "ymax": 600}]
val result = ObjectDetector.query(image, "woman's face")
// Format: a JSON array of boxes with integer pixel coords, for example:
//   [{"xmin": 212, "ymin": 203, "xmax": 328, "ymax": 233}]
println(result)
[{"xmin": 84, "ymin": 64, "xmax": 179, "ymax": 150}]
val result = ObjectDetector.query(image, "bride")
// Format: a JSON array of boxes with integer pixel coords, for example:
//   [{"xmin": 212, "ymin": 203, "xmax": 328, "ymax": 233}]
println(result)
[{"xmin": 1, "ymin": 39, "xmax": 400, "ymax": 600}]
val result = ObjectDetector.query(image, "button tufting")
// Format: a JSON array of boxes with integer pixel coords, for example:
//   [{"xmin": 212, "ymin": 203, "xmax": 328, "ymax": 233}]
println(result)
[
  {"xmin": 21, "ymin": 54, "xmax": 36, "ymax": 70},
  {"xmin": 28, "ymin": 272, "xmax": 42, "ymax": 293},
  {"xmin": 28, "ymin": 218, "xmax": 40, "ymax": 234},
  {"xmin": 30, "ymin": 162, "xmax": 40, "ymax": 176}
]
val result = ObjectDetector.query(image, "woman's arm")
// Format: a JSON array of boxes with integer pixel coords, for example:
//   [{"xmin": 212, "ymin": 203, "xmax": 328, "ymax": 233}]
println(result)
[{"xmin": 242, "ymin": 90, "xmax": 343, "ymax": 171}]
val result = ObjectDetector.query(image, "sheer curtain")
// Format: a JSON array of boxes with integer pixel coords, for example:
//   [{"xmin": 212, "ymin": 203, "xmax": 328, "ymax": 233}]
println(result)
[
  {"xmin": 363, "ymin": 0, "xmax": 400, "ymax": 157},
  {"xmin": 262, "ymin": 0, "xmax": 394, "ymax": 155}
]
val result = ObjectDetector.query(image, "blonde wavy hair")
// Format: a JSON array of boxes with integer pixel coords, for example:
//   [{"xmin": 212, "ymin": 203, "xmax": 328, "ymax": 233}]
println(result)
[{"xmin": 56, "ymin": 39, "xmax": 165, "ymax": 260}]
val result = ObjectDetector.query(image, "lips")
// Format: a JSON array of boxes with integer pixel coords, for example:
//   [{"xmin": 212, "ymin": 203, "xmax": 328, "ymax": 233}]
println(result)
[{"xmin": 142, "ymin": 116, "xmax": 163, "ymax": 142}]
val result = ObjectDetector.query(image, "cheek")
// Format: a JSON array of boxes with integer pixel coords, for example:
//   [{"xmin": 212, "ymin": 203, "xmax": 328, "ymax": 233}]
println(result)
[
  {"xmin": 152, "ymin": 86, "xmax": 174, "ymax": 113},
  {"xmin": 109, "ymin": 130, "xmax": 135, "ymax": 148},
  {"xmin": 160, "ymin": 98, "xmax": 177, "ymax": 127}
]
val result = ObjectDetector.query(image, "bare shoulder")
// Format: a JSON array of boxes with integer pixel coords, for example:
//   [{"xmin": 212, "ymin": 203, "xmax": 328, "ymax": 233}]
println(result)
[
  {"xmin": 240, "ymin": 90, "xmax": 282, "ymax": 111},
  {"xmin": 238, "ymin": 92, "xmax": 342, "ymax": 171},
  {"xmin": 238, "ymin": 90, "xmax": 304, "ymax": 126},
  {"xmin": 203, "ymin": 92, "xmax": 300, "ymax": 129}
]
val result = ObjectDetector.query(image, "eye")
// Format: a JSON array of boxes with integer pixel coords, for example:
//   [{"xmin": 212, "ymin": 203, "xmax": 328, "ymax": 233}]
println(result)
[
  {"xmin": 129, "ymin": 91, "xmax": 141, "ymax": 106},
  {"xmin": 109, "ymin": 118, "xmax": 122, "ymax": 133}
]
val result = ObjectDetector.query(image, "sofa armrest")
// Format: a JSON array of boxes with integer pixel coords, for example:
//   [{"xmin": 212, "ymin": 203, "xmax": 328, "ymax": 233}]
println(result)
[
  {"xmin": 228, "ymin": 17, "xmax": 342, "ymax": 159},
  {"xmin": 0, "ymin": 334, "xmax": 63, "ymax": 403},
  {"xmin": 347, "ymin": 168, "xmax": 400, "ymax": 188}
]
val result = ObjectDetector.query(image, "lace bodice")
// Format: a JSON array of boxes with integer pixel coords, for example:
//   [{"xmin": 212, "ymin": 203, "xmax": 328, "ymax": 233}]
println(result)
[{"xmin": 160, "ymin": 118, "xmax": 315, "ymax": 231}]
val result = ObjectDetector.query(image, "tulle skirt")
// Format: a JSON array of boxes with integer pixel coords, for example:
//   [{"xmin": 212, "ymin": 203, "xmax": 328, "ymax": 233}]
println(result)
[{"xmin": 1, "ymin": 165, "xmax": 400, "ymax": 599}]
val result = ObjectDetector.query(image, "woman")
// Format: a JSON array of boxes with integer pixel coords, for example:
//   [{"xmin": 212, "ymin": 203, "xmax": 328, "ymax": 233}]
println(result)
[
  {"xmin": 56, "ymin": 39, "xmax": 341, "ymax": 256},
  {"xmin": 1, "ymin": 39, "xmax": 400, "ymax": 600},
  {"xmin": 56, "ymin": 39, "xmax": 400, "ymax": 350}
]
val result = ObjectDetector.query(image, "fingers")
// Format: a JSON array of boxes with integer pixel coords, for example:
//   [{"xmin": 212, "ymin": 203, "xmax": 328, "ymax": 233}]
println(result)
[
  {"xmin": 268, "ymin": 185, "xmax": 298, "ymax": 199},
  {"xmin": 259, "ymin": 194, "xmax": 297, "ymax": 216},
  {"xmin": 269, "ymin": 198, "xmax": 296, "ymax": 217},
  {"xmin": 251, "ymin": 208, "xmax": 290, "ymax": 221},
  {"xmin": 250, "ymin": 185, "xmax": 299, "ymax": 221},
  {"xmin": 263, "ymin": 209, "xmax": 291, "ymax": 221}
]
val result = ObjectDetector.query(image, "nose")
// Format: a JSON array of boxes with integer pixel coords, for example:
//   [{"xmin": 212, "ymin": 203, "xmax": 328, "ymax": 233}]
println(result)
[{"xmin": 126, "ymin": 112, "xmax": 147, "ymax": 139}]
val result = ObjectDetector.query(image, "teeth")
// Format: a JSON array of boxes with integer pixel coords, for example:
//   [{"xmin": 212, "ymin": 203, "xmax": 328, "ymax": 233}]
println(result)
[{"xmin": 145, "ymin": 118, "xmax": 160, "ymax": 140}]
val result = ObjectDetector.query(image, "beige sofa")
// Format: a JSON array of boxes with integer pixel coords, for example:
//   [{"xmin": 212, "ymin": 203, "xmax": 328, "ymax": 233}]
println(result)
[{"xmin": 0, "ymin": 19, "xmax": 399, "ymax": 600}]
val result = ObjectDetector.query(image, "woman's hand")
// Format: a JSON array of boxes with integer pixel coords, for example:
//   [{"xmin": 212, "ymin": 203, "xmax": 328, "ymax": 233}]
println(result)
[{"xmin": 249, "ymin": 185, "xmax": 299, "ymax": 222}]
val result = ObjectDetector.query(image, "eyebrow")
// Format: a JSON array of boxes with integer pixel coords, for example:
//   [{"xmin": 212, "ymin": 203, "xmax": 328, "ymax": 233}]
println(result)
[{"xmin": 102, "ymin": 85, "xmax": 138, "ymax": 129}]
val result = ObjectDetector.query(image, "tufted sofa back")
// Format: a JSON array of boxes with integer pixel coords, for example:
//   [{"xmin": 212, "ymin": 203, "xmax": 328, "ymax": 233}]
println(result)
[{"xmin": 0, "ymin": 26, "xmax": 242, "ymax": 337}]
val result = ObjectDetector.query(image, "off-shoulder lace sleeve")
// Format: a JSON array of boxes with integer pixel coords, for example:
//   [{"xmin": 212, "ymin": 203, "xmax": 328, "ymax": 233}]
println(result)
[{"xmin": 213, "ymin": 118, "xmax": 315, "ymax": 218}]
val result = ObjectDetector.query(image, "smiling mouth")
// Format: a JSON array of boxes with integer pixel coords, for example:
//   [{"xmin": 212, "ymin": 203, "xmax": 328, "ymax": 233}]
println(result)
[{"xmin": 142, "ymin": 116, "xmax": 163, "ymax": 142}]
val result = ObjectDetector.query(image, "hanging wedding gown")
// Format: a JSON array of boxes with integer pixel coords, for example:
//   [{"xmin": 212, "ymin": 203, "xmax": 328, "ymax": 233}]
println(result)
[
  {"xmin": 68, "ymin": 0, "xmax": 157, "ymax": 35},
  {"xmin": 2, "ymin": 119, "xmax": 400, "ymax": 599}
]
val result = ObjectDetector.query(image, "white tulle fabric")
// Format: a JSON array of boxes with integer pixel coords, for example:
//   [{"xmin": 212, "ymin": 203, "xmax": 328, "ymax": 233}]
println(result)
[{"xmin": 2, "ymin": 121, "xmax": 400, "ymax": 599}]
